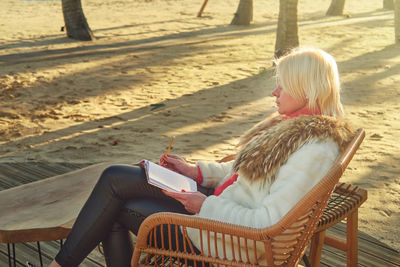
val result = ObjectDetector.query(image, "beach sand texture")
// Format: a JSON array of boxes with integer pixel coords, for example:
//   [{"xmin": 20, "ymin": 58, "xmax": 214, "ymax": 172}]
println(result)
[{"xmin": 0, "ymin": 0, "xmax": 399, "ymax": 251}]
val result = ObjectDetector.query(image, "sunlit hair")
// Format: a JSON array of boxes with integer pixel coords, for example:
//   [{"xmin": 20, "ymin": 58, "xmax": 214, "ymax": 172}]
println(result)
[{"xmin": 273, "ymin": 47, "xmax": 345, "ymax": 118}]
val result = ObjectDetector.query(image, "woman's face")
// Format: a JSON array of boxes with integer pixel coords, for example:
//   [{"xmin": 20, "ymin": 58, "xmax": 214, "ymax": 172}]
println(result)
[{"xmin": 272, "ymin": 85, "xmax": 307, "ymax": 115}]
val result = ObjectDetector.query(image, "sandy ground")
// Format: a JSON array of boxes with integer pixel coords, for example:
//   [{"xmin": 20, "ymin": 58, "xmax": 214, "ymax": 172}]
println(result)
[{"xmin": 0, "ymin": 0, "xmax": 399, "ymax": 251}]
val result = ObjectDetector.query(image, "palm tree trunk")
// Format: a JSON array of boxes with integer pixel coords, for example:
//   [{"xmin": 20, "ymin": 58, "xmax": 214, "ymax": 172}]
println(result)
[
  {"xmin": 231, "ymin": 0, "xmax": 253, "ymax": 25},
  {"xmin": 395, "ymin": 0, "xmax": 400, "ymax": 43},
  {"xmin": 61, "ymin": 0, "xmax": 94, "ymax": 41},
  {"xmin": 326, "ymin": 0, "xmax": 346, "ymax": 16},
  {"xmin": 274, "ymin": 0, "xmax": 299, "ymax": 58},
  {"xmin": 383, "ymin": 0, "xmax": 394, "ymax": 10}
]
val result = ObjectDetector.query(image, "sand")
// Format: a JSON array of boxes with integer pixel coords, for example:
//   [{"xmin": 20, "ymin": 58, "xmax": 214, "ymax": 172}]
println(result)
[{"xmin": 0, "ymin": 0, "xmax": 399, "ymax": 251}]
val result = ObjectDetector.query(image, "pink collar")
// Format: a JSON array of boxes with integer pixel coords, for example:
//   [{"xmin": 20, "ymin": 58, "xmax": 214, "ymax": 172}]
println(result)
[{"xmin": 284, "ymin": 107, "xmax": 321, "ymax": 119}]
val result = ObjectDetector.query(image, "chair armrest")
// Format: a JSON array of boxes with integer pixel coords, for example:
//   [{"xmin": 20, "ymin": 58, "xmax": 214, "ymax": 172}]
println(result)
[
  {"xmin": 135, "ymin": 212, "xmax": 268, "ymax": 249},
  {"xmin": 133, "ymin": 212, "xmax": 280, "ymax": 267}
]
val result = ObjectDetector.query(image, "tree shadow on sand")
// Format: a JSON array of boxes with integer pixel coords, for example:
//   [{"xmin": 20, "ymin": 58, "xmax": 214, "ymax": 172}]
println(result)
[{"xmin": 0, "ymin": 69, "xmax": 276, "ymax": 163}]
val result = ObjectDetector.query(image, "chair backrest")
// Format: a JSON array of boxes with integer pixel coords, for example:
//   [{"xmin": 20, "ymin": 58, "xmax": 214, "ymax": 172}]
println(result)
[
  {"xmin": 131, "ymin": 129, "xmax": 365, "ymax": 267},
  {"xmin": 215, "ymin": 128, "xmax": 365, "ymax": 266},
  {"xmin": 256, "ymin": 128, "xmax": 365, "ymax": 266}
]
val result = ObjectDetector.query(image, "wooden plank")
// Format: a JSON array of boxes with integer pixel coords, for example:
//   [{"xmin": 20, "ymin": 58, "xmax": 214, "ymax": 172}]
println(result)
[
  {"xmin": 0, "ymin": 250, "xmax": 12, "ymax": 267},
  {"xmin": 318, "ymin": 248, "xmax": 347, "ymax": 267},
  {"xmin": 0, "ymin": 242, "xmax": 105, "ymax": 267},
  {"xmin": 333, "ymin": 222, "xmax": 398, "ymax": 252},
  {"xmin": 321, "ymin": 245, "xmax": 395, "ymax": 267},
  {"xmin": 0, "ymin": 163, "xmax": 89, "ymax": 190},
  {"xmin": 329, "ymin": 223, "xmax": 400, "ymax": 266}
]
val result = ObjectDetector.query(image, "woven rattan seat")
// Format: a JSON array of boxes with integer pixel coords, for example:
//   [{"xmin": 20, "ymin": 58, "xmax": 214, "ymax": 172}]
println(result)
[{"xmin": 319, "ymin": 183, "xmax": 367, "ymax": 230}]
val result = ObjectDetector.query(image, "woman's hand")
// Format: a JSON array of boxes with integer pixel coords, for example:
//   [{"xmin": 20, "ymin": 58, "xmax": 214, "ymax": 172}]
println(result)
[
  {"xmin": 159, "ymin": 154, "xmax": 198, "ymax": 179},
  {"xmin": 163, "ymin": 190, "xmax": 207, "ymax": 214}
]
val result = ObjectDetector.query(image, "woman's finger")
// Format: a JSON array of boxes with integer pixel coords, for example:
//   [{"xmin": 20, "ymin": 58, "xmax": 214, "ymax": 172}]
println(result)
[
  {"xmin": 159, "ymin": 154, "xmax": 168, "ymax": 164},
  {"xmin": 163, "ymin": 190, "xmax": 188, "ymax": 200},
  {"xmin": 167, "ymin": 154, "xmax": 180, "ymax": 159}
]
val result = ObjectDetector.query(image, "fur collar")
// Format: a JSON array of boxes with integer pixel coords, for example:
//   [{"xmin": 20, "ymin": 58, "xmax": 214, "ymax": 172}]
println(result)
[{"xmin": 233, "ymin": 115, "xmax": 355, "ymax": 184}]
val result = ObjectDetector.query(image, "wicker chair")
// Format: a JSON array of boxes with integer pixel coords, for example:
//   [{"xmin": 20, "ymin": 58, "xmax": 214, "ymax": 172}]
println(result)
[{"xmin": 131, "ymin": 129, "xmax": 365, "ymax": 267}]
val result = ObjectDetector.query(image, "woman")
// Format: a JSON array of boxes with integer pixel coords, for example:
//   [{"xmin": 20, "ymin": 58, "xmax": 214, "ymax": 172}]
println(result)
[{"xmin": 49, "ymin": 47, "xmax": 355, "ymax": 267}]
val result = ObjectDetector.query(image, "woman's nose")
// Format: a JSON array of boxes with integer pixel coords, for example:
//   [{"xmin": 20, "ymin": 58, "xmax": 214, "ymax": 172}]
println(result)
[{"xmin": 272, "ymin": 87, "xmax": 280, "ymax": 97}]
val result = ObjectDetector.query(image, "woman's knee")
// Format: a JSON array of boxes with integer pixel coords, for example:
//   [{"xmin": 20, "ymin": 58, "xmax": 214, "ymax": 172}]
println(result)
[
  {"xmin": 96, "ymin": 165, "xmax": 146, "ymax": 198},
  {"xmin": 95, "ymin": 165, "xmax": 125, "ymax": 195},
  {"xmin": 97, "ymin": 165, "xmax": 122, "ymax": 190},
  {"xmin": 99, "ymin": 165, "xmax": 123, "ymax": 182}
]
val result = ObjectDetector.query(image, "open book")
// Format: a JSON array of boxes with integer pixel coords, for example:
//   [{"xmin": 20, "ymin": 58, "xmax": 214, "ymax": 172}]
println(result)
[{"xmin": 135, "ymin": 160, "xmax": 197, "ymax": 192}]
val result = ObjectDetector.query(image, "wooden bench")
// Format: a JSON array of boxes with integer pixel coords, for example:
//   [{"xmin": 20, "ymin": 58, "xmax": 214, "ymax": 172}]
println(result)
[{"xmin": 0, "ymin": 162, "xmax": 113, "ymax": 267}]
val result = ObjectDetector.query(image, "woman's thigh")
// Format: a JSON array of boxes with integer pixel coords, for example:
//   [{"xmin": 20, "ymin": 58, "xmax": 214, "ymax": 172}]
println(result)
[
  {"xmin": 98, "ymin": 164, "xmax": 170, "ymax": 201},
  {"xmin": 100, "ymin": 164, "xmax": 215, "ymax": 200}
]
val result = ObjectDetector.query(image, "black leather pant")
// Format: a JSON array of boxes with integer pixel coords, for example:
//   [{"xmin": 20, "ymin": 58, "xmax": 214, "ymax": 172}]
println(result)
[{"xmin": 55, "ymin": 164, "xmax": 213, "ymax": 267}]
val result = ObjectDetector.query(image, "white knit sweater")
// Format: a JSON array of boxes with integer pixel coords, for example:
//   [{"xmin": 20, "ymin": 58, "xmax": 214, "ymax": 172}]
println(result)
[{"xmin": 187, "ymin": 138, "xmax": 340, "ymax": 263}]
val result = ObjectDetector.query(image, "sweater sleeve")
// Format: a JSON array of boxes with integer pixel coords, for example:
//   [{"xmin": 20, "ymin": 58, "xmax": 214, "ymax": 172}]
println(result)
[
  {"xmin": 197, "ymin": 139, "xmax": 340, "ymax": 228},
  {"xmin": 196, "ymin": 160, "xmax": 234, "ymax": 188}
]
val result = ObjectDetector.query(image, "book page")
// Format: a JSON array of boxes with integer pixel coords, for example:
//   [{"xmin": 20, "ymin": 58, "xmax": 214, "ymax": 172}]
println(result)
[{"xmin": 145, "ymin": 161, "xmax": 197, "ymax": 192}]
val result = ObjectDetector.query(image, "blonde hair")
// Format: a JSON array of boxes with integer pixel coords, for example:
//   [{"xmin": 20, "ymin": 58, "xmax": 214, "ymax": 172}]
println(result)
[{"xmin": 274, "ymin": 47, "xmax": 345, "ymax": 118}]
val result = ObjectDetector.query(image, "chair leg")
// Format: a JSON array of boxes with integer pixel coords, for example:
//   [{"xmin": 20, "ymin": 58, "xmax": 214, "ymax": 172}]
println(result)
[
  {"xmin": 347, "ymin": 209, "xmax": 358, "ymax": 267},
  {"xmin": 37, "ymin": 241, "xmax": 43, "ymax": 267},
  {"xmin": 309, "ymin": 230, "xmax": 326, "ymax": 267},
  {"xmin": 7, "ymin": 243, "xmax": 12, "ymax": 267},
  {"xmin": 12, "ymin": 243, "xmax": 16, "ymax": 267},
  {"xmin": 302, "ymin": 254, "xmax": 311, "ymax": 267}
]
